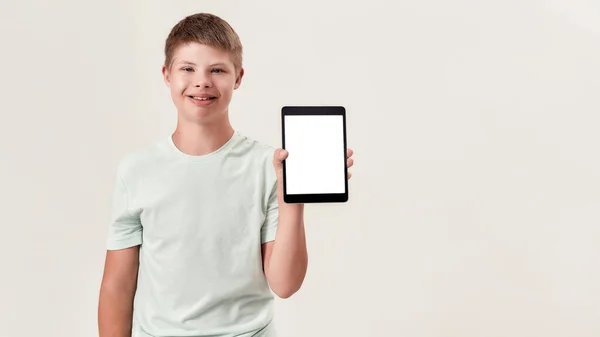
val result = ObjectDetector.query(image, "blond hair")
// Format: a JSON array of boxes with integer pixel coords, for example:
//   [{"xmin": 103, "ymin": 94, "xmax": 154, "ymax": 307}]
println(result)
[{"xmin": 164, "ymin": 13, "xmax": 243, "ymax": 72}]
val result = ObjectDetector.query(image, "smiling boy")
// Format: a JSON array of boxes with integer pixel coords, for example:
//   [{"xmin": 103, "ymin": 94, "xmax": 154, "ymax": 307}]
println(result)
[{"xmin": 98, "ymin": 13, "xmax": 353, "ymax": 337}]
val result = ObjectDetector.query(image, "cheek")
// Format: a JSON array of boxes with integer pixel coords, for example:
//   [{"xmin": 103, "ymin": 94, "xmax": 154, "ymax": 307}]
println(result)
[
  {"xmin": 170, "ymin": 76, "xmax": 189, "ymax": 95},
  {"xmin": 218, "ymin": 77, "xmax": 237, "ymax": 95}
]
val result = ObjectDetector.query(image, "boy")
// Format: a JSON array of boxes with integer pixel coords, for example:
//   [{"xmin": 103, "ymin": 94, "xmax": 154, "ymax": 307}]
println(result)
[{"xmin": 98, "ymin": 13, "xmax": 354, "ymax": 337}]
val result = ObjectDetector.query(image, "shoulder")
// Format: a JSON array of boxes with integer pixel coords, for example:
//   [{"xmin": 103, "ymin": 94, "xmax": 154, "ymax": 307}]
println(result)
[
  {"xmin": 231, "ymin": 132, "xmax": 278, "ymax": 183},
  {"xmin": 231, "ymin": 132, "xmax": 277, "ymax": 162},
  {"xmin": 114, "ymin": 138, "xmax": 169, "ymax": 181}
]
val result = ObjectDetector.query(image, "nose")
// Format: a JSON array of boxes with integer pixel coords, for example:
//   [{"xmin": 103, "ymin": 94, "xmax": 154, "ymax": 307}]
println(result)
[{"xmin": 194, "ymin": 72, "xmax": 213, "ymax": 88}]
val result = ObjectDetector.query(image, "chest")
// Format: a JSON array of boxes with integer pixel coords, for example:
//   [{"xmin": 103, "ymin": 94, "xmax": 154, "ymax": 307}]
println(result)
[{"xmin": 129, "ymin": 161, "xmax": 269, "ymax": 245}]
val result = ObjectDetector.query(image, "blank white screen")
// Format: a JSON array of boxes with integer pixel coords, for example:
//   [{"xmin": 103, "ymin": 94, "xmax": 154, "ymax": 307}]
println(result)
[{"xmin": 284, "ymin": 115, "xmax": 345, "ymax": 195}]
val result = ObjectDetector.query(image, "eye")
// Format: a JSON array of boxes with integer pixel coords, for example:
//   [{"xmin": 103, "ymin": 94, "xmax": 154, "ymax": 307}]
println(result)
[
  {"xmin": 211, "ymin": 68, "xmax": 224, "ymax": 73},
  {"xmin": 182, "ymin": 67, "xmax": 194, "ymax": 72}
]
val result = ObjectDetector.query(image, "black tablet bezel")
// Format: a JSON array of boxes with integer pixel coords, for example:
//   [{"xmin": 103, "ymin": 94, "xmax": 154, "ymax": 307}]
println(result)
[{"xmin": 281, "ymin": 106, "xmax": 348, "ymax": 204}]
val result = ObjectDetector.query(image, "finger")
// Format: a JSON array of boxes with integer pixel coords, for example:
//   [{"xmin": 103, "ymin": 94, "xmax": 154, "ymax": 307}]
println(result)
[
  {"xmin": 347, "ymin": 148, "xmax": 353, "ymax": 158},
  {"xmin": 347, "ymin": 158, "xmax": 354, "ymax": 168},
  {"xmin": 279, "ymin": 149, "xmax": 289, "ymax": 161},
  {"xmin": 347, "ymin": 171, "xmax": 352, "ymax": 179},
  {"xmin": 273, "ymin": 149, "xmax": 288, "ymax": 166}
]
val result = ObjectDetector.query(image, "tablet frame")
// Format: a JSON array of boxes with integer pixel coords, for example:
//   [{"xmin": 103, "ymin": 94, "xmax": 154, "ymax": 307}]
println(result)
[{"xmin": 281, "ymin": 106, "xmax": 348, "ymax": 203}]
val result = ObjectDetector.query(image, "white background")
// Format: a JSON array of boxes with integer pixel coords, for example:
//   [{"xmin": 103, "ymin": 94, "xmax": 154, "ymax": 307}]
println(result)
[
  {"xmin": 285, "ymin": 115, "xmax": 345, "ymax": 195},
  {"xmin": 1, "ymin": 0, "xmax": 600, "ymax": 336}
]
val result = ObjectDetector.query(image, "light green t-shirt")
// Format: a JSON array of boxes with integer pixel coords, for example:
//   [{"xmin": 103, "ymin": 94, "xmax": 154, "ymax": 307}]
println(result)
[{"xmin": 106, "ymin": 131, "xmax": 279, "ymax": 337}]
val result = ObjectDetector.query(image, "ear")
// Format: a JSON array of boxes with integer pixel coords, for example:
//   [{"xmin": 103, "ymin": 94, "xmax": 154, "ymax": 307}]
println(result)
[
  {"xmin": 234, "ymin": 67, "xmax": 244, "ymax": 90},
  {"xmin": 162, "ymin": 65, "xmax": 171, "ymax": 87}
]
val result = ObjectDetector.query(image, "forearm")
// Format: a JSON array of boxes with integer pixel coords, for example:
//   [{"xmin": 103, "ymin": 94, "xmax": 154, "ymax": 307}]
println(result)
[
  {"xmin": 267, "ymin": 199, "xmax": 308, "ymax": 298},
  {"xmin": 98, "ymin": 282, "xmax": 136, "ymax": 337}
]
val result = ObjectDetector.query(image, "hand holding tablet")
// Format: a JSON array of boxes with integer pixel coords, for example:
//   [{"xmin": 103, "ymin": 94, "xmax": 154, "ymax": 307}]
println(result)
[{"xmin": 279, "ymin": 106, "xmax": 352, "ymax": 204}]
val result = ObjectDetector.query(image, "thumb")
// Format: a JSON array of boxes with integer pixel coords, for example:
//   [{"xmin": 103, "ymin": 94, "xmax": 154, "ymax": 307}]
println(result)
[
  {"xmin": 278, "ymin": 149, "xmax": 288, "ymax": 161},
  {"xmin": 273, "ymin": 149, "xmax": 288, "ymax": 169}
]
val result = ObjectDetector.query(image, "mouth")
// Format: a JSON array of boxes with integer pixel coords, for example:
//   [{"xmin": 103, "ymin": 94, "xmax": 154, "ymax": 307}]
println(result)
[{"xmin": 188, "ymin": 95, "xmax": 217, "ymax": 101}]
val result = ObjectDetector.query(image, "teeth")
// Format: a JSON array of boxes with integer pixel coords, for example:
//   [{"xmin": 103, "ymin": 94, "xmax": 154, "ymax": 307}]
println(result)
[{"xmin": 192, "ymin": 96, "xmax": 211, "ymax": 100}]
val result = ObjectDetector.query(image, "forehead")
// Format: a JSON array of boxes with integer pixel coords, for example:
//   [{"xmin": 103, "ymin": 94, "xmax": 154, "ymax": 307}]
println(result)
[{"xmin": 172, "ymin": 42, "xmax": 234, "ymax": 67}]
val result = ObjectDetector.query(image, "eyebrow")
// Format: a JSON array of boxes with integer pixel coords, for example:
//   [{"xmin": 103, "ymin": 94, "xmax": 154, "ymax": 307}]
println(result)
[
  {"xmin": 178, "ymin": 61, "xmax": 197, "ymax": 66},
  {"xmin": 176, "ymin": 61, "xmax": 229, "ymax": 68}
]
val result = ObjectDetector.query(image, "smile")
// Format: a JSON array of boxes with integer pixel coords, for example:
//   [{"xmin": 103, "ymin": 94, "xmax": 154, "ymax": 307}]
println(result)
[{"xmin": 189, "ymin": 96, "xmax": 216, "ymax": 101}]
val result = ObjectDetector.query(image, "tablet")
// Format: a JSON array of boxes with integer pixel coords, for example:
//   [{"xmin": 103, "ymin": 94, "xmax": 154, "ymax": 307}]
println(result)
[{"xmin": 281, "ymin": 106, "xmax": 348, "ymax": 203}]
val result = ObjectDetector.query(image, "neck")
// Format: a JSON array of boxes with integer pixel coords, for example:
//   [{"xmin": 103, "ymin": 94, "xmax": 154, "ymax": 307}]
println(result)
[{"xmin": 171, "ymin": 115, "xmax": 235, "ymax": 156}]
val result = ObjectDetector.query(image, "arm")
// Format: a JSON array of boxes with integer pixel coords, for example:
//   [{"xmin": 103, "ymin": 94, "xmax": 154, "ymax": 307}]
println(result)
[
  {"xmin": 261, "ymin": 149, "xmax": 309, "ymax": 299},
  {"xmin": 262, "ymin": 148, "xmax": 354, "ymax": 298},
  {"xmin": 98, "ymin": 246, "xmax": 140, "ymax": 337},
  {"xmin": 262, "ymin": 202, "xmax": 307, "ymax": 299}
]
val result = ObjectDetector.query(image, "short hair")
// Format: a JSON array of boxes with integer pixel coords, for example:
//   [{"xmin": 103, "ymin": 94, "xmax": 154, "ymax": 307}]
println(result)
[{"xmin": 164, "ymin": 13, "xmax": 243, "ymax": 72}]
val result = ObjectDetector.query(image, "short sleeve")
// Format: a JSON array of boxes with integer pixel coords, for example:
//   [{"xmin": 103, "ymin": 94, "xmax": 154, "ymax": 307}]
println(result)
[
  {"xmin": 106, "ymin": 168, "xmax": 142, "ymax": 250},
  {"xmin": 261, "ymin": 179, "xmax": 279, "ymax": 244}
]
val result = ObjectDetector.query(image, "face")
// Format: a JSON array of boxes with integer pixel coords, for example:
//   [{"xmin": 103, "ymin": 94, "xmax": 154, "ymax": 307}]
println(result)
[{"xmin": 162, "ymin": 42, "xmax": 243, "ymax": 124}]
